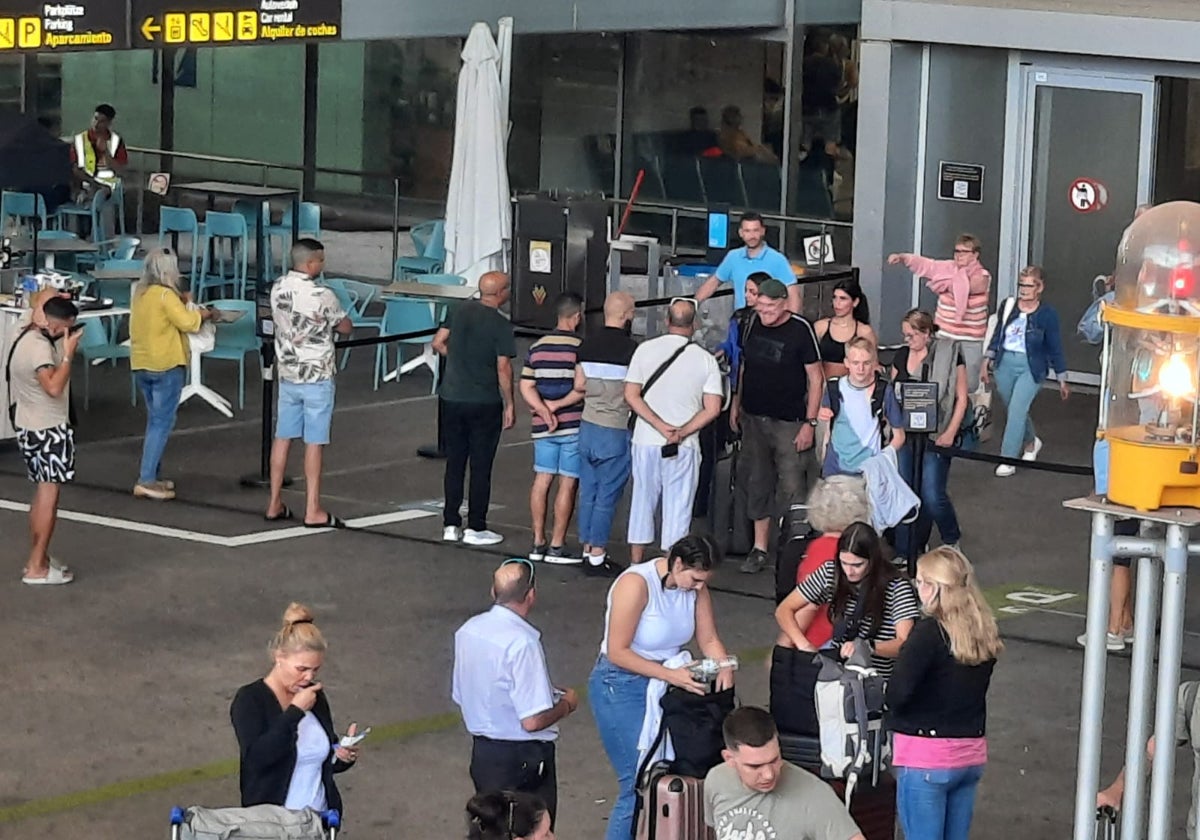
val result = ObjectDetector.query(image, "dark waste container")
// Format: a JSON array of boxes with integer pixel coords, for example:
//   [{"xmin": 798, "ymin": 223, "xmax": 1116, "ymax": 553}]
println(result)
[{"xmin": 511, "ymin": 194, "xmax": 608, "ymax": 330}]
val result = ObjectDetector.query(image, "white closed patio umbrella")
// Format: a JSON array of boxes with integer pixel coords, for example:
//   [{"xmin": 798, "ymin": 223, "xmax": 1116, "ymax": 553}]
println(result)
[{"xmin": 444, "ymin": 22, "xmax": 511, "ymax": 286}]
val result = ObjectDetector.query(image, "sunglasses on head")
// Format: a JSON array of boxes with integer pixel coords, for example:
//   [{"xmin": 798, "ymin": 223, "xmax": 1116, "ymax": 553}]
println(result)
[
  {"xmin": 501, "ymin": 557, "xmax": 536, "ymax": 589},
  {"xmin": 670, "ymin": 296, "xmax": 698, "ymax": 308}
]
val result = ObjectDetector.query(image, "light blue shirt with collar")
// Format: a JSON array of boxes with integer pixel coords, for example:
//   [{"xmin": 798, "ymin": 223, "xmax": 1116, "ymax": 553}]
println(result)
[
  {"xmin": 714, "ymin": 244, "xmax": 796, "ymax": 308},
  {"xmin": 452, "ymin": 604, "xmax": 558, "ymax": 742}
]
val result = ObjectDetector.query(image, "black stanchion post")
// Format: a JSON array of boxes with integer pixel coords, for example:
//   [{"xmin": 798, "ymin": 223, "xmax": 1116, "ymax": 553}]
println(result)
[
  {"xmin": 417, "ymin": 355, "xmax": 446, "ymax": 459},
  {"xmin": 241, "ymin": 290, "xmax": 292, "ymax": 488},
  {"xmin": 908, "ymin": 432, "xmax": 926, "ymax": 580}
]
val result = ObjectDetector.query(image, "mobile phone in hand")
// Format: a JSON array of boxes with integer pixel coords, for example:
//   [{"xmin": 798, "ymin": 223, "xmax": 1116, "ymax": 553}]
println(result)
[
  {"xmin": 661, "ymin": 442, "xmax": 679, "ymax": 458},
  {"xmin": 68, "ymin": 323, "xmax": 85, "ymax": 334},
  {"xmin": 339, "ymin": 726, "xmax": 371, "ymax": 748}
]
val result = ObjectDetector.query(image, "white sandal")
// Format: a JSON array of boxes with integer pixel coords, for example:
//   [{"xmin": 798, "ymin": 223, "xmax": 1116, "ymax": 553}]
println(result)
[{"xmin": 22, "ymin": 566, "xmax": 74, "ymax": 585}]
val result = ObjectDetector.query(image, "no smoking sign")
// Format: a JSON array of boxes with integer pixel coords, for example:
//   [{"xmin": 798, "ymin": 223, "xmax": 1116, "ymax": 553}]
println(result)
[{"xmin": 1069, "ymin": 177, "xmax": 1109, "ymax": 214}]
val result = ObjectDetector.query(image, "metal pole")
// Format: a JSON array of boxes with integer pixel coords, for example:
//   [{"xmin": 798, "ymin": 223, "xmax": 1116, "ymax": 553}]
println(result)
[
  {"xmin": 670, "ymin": 208, "xmax": 678, "ymax": 255},
  {"xmin": 1147, "ymin": 523, "xmax": 1189, "ymax": 840},
  {"xmin": 779, "ymin": 0, "xmax": 795, "ymax": 217},
  {"xmin": 907, "ymin": 433, "xmax": 926, "ymax": 580},
  {"xmin": 1074, "ymin": 511, "xmax": 1114, "ymax": 840},
  {"xmin": 1122, "ymin": 549, "xmax": 1162, "ymax": 840},
  {"xmin": 391, "ymin": 178, "xmax": 401, "ymax": 280}
]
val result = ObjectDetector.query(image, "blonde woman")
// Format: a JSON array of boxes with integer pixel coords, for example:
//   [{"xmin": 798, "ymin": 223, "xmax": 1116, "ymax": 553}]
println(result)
[
  {"xmin": 885, "ymin": 547, "xmax": 1003, "ymax": 840},
  {"xmin": 129, "ymin": 247, "xmax": 213, "ymax": 500},
  {"xmin": 231, "ymin": 603, "xmax": 360, "ymax": 815}
]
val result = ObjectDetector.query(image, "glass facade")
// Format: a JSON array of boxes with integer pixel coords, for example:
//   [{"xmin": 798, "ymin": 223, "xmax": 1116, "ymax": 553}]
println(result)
[{"xmin": 9, "ymin": 23, "xmax": 860, "ymax": 226}]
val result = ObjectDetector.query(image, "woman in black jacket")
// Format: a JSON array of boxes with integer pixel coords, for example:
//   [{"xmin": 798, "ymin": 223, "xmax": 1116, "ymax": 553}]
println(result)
[
  {"xmin": 230, "ymin": 603, "xmax": 359, "ymax": 815},
  {"xmin": 886, "ymin": 547, "xmax": 1002, "ymax": 840}
]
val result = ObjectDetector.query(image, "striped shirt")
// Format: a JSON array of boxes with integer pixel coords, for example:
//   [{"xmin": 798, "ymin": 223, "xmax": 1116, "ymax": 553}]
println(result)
[
  {"xmin": 797, "ymin": 559, "xmax": 920, "ymax": 678},
  {"xmin": 521, "ymin": 330, "xmax": 583, "ymax": 438},
  {"xmin": 902, "ymin": 255, "xmax": 992, "ymax": 341}
]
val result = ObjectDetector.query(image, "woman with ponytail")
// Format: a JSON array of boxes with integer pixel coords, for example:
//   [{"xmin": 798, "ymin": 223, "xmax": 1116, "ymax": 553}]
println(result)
[
  {"xmin": 886, "ymin": 547, "xmax": 1002, "ymax": 840},
  {"xmin": 231, "ymin": 603, "xmax": 359, "ymax": 815},
  {"xmin": 466, "ymin": 791, "xmax": 554, "ymax": 840}
]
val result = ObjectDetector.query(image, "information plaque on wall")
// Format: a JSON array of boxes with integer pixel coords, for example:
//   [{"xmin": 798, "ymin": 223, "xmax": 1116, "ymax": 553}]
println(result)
[
  {"xmin": 0, "ymin": 1, "xmax": 128, "ymax": 52},
  {"xmin": 131, "ymin": 0, "xmax": 342, "ymax": 47},
  {"xmin": 938, "ymin": 161, "xmax": 985, "ymax": 204}
]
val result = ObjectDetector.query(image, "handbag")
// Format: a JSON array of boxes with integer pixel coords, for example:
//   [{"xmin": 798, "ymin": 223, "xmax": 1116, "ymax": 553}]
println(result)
[
  {"xmin": 628, "ymin": 339, "xmax": 693, "ymax": 431},
  {"xmin": 658, "ymin": 685, "xmax": 736, "ymax": 778},
  {"xmin": 967, "ymin": 386, "xmax": 993, "ymax": 445}
]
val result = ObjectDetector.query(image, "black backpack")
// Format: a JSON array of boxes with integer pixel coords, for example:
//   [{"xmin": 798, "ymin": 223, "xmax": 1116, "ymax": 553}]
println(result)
[{"xmin": 774, "ymin": 504, "xmax": 819, "ymax": 606}]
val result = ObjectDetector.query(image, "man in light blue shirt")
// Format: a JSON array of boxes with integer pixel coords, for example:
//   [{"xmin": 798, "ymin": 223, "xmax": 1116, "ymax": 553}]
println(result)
[
  {"xmin": 696, "ymin": 211, "xmax": 800, "ymax": 312},
  {"xmin": 452, "ymin": 559, "xmax": 578, "ymax": 825}
]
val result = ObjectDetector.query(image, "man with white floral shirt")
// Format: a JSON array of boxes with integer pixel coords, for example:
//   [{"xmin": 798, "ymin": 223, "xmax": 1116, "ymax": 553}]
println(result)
[{"xmin": 266, "ymin": 238, "xmax": 351, "ymax": 528}]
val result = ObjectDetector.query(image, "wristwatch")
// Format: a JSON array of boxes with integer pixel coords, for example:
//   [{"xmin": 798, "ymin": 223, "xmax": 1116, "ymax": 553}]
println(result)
[{"xmin": 806, "ymin": 418, "xmax": 818, "ymax": 427}]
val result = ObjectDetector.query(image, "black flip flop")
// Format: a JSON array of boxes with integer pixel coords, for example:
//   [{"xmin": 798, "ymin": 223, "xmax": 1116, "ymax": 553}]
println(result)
[
  {"xmin": 264, "ymin": 505, "xmax": 293, "ymax": 522},
  {"xmin": 304, "ymin": 514, "xmax": 346, "ymax": 529}
]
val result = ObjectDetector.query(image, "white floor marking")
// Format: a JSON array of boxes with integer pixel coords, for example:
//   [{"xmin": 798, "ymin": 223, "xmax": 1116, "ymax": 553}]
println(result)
[{"xmin": 0, "ymin": 499, "xmax": 436, "ymax": 548}]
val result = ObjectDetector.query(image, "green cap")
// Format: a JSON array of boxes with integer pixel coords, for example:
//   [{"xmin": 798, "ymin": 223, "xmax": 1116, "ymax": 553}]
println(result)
[{"xmin": 756, "ymin": 276, "xmax": 789, "ymax": 300}]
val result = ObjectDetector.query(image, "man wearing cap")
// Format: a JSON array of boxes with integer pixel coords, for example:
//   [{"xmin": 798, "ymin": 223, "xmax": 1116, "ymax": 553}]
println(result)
[
  {"xmin": 695, "ymin": 212, "xmax": 801, "ymax": 313},
  {"xmin": 730, "ymin": 276, "xmax": 824, "ymax": 574},
  {"xmin": 452, "ymin": 559, "xmax": 578, "ymax": 826}
]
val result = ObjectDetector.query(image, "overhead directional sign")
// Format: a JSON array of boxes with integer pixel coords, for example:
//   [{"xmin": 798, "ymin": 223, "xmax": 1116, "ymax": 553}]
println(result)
[
  {"xmin": 0, "ymin": 1, "xmax": 127, "ymax": 52},
  {"xmin": 131, "ymin": 0, "xmax": 341, "ymax": 47}
]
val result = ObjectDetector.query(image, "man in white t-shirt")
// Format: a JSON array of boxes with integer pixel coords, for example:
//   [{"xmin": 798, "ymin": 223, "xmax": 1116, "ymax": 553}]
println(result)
[{"xmin": 624, "ymin": 300, "xmax": 723, "ymax": 563}]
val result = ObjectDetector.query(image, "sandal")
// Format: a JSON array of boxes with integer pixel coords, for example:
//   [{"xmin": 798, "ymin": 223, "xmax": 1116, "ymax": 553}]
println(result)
[
  {"xmin": 22, "ymin": 566, "xmax": 74, "ymax": 585},
  {"xmin": 304, "ymin": 514, "xmax": 347, "ymax": 529},
  {"xmin": 264, "ymin": 505, "xmax": 293, "ymax": 522}
]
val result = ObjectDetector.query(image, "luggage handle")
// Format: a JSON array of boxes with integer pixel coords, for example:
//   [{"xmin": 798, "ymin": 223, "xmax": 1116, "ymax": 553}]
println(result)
[{"xmin": 1095, "ymin": 806, "xmax": 1118, "ymax": 840}]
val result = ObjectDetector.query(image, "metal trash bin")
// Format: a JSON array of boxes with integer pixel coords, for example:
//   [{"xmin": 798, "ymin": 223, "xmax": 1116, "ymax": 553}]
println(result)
[{"xmin": 511, "ymin": 194, "xmax": 608, "ymax": 330}]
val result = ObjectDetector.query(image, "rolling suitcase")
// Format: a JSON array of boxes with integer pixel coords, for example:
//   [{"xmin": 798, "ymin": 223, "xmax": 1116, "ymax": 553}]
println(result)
[
  {"xmin": 778, "ymin": 732, "xmax": 896, "ymax": 840},
  {"xmin": 1095, "ymin": 806, "xmax": 1119, "ymax": 839},
  {"xmin": 712, "ymin": 439, "xmax": 753, "ymax": 557},
  {"xmin": 634, "ymin": 764, "xmax": 711, "ymax": 840}
]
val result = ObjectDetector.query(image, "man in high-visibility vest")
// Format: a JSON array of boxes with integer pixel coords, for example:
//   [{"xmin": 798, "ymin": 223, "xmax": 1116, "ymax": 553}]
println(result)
[{"xmin": 69, "ymin": 103, "xmax": 128, "ymax": 238}]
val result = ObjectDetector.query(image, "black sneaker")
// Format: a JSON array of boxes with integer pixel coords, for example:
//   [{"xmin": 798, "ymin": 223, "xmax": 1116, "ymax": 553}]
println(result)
[
  {"xmin": 739, "ymin": 547, "xmax": 769, "ymax": 575},
  {"xmin": 544, "ymin": 545, "xmax": 583, "ymax": 565},
  {"xmin": 584, "ymin": 555, "xmax": 625, "ymax": 578},
  {"xmin": 529, "ymin": 543, "xmax": 548, "ymax": 562}
]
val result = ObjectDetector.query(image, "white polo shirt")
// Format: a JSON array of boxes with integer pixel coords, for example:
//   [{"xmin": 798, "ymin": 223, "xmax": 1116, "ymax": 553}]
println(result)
[{"xmin": 452, "ymin": 604, "xmax": 558, "ymax": 742}]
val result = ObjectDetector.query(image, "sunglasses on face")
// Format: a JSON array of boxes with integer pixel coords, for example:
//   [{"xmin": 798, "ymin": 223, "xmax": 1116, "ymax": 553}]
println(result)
[{"xmin": 953, "ymin": 248, "xmax": 976, "ymax": 255}]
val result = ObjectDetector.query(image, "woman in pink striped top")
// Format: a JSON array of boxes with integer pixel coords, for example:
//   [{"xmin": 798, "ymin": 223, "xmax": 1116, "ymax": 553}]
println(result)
[
  {"xmin": 888, "ymin": 234, "xmax": 993, "ymax": 391},
  {"xmin": 886, "ymin": 546, "xmax": 1003, "ymax": 840}
]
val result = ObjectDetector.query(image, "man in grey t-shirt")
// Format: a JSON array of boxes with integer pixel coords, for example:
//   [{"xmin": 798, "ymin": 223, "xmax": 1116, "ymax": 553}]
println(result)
[{"xmin": 705, "ymin": 707, "xmax": 864, "ymax": 840}]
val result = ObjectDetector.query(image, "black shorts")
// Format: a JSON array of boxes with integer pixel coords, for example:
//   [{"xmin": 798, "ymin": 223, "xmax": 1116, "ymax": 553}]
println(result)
[{"xmin": 17, "ymin": 424, "xmax": 75, "ymax": 484}]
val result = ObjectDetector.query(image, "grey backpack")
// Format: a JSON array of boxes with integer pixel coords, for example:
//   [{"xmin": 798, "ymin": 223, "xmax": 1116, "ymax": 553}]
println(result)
[
  {"xmin": 178, "ymin": 805, "xmax": 328, "ymax": 840},
  {"xmin": 814, "ymin": 641, "xmax": 888, "ymax": 804}
]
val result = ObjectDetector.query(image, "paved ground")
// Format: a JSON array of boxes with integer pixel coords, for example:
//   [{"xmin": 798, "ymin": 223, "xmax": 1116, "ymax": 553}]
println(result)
[{"xmin": 5, "ymin": 322, "xmax": 1200, "ymax": 840}]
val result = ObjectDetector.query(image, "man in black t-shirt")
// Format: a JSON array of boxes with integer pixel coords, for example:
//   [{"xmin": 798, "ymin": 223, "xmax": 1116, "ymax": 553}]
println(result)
[
  {"xmin": 730, "ymin": 276, "xmax": 824, "ymax": 573},
  {"xmin": 432, "ymin": 272, "xmax": 517, "ymax": 547}
]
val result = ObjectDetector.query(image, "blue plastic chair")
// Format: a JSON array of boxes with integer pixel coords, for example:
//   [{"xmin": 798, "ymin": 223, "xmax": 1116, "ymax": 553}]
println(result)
[
  {"xmin": 329, "ymin": 277, "xmax": 383, "ymax": 371},
  {"xmin": 393, "ymin": 220, "xmax": 445, "ymax": 280},
  {"xmin": 158, "ymin": 207, "xmax": 202, "ymax": 293},
  {"xmin": 77, "ymin": 317, "xmax": 135, "ymax": 410},
  {"xmin": 1, "ymin": 191, "xmax": 48, "ymax": 236},
  {"xmin": 264, "ymin": 201, "xmax": 321, "ymax": 274},
  {"xmin": 198, "ymin": 212, "xmax": 249, "ymax": 301},
  {"xmin": 203, "ymin": 299, "xmax": 258, "ymax": 409},
  {"xmin": 415, "ymin": 273, "xmax": 467, "ymax": 287},
  {"xmin": 55, "ymin": 183, "xmax": 124, "ymax": 239},
  {"xmin": 374, "ymin": 297, "xmax": 441, "ymax": 392},
  {"xmin": 77, "ymin": 234, "xmax": 140, "ymax": 272}
]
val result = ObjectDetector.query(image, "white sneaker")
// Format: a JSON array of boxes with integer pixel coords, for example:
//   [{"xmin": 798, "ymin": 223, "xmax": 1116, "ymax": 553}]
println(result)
[
  {"xmin": 443, "ymin": 526, "xmax": 462, "ymax": 542},
  {"xmin": 995, "ymin": 464, "xmax": 1016, "ymax": 477},
  {"xmin": 1076, "ymin": 631, "xmax": 1126, "ymax": 652},
  {"xmin": 1022, "ymin": 437, "xmax": 1044, "ymax": 461},
  {"xmin": 463, "ymin": 529, "xmax": 504, "ymax": 546}
]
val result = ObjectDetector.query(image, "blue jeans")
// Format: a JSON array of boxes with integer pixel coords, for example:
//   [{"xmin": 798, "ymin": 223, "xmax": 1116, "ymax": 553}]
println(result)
[
  {"xmin": 993, "ymin": 352, "xmax": 1039, "ymax": 458},
  {"xmin": 589, "ymin": 655, "xmax": 649, "ymax": 840},
  {"xmin": 135, "ymin": 367, "xmax": 185, "ymax": 485},
  {"xmin": 896, "ymin": 764, "xmax": 985, "ymax": 840},
  {"xmin": 576, "ymin": 422, "xmax": 632, "ymax": 549},
  {"xmin": 896, "ymin": 443, "xmax": 961, "ymax": 560}
]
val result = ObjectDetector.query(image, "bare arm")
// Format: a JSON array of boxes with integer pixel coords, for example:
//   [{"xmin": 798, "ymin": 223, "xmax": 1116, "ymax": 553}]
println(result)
[
  {"xmin": 805, "ymin": 362, "xmax": 824, "ymax": 421},
  {"xmin": 624, "ymin": 381, "xmax": 674, "ymax": 438},
  {"xmin": 774, "ymin": 588, "xmax": 819, "ymax": 652},
  {"xmin": 521, "ymin": 696, "xmax": 575, "ymax": 733},
  {"xmin": 432, "ymin": 326, "xmax": 450, "ymax": 356},
  {"xmin": 871, "ymin": 618, "xmax": 914, "ymax": 659},
  {"xmin": 678, "ymin": 392, "xmax": 722, "ymax": 439},
  {"xmin": 497, "ymin": 356, "xmax": 515, "ymax": 408},
  {"xmin": 605, "ymin": 575, "xmax": 681, "ymax": 682},
  {"xmin": 334, "ymin": 316, "xmax": 353, "ymax": 335},
  {"xmin": 695, "ymin": 275, "xmax": 721, "ymax": 303}
]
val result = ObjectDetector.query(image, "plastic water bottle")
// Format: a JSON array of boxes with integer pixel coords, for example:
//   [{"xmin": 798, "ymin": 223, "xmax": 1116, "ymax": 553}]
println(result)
[{"xmin": 688, "ymin": 655, "xmax": 740, "ymax": 684}]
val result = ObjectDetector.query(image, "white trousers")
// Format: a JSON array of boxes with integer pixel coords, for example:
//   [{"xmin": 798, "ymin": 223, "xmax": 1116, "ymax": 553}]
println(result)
[{"xmin": 627, "ymin": 443, "xmax": 701, "ymax": 550}]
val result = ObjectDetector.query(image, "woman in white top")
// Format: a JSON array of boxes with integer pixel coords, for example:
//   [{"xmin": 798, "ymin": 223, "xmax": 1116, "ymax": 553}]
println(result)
[
  {"xmin": 588, "ymin": 535, "xmax": 733, "ymax": 840},
  {"xmin": 230, "ymin": 603, "xmax": 360, "ymax": 815}
]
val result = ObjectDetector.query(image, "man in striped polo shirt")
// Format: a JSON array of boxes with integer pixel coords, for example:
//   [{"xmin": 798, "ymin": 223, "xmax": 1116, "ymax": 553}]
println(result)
[
  {"xmin": 888, "ymin": 234, "xmax": 992, "ymax": 391},
  {"xmin": 519, "ymin": 292, "xmax": 584, "ymax": 564}
]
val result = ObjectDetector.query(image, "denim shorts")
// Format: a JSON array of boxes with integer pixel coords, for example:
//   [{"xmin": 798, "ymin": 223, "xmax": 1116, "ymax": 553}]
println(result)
[
  {"xmin": 276, "ymin": 379, "xmax": 335, "ymax": 445},
  {"xmin": 534, "ymin": 434, "xmax": 580, "ymax": 478}
]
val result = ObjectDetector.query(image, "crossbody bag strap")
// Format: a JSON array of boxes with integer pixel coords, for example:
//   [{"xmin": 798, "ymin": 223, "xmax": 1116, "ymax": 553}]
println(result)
[
  {"xmin": 5, "ymin": 327, "xmax": 34, "ymax": 423},
  {"xmin": 641, "ymin": 340, "xmax": 692, "ymax": 401}
]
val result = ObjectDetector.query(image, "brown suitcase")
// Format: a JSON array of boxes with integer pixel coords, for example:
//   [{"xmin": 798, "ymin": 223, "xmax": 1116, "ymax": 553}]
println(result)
[
  {"xmin": 827, "ymin": 774, "xmax": 897, "ymax": 840},
  {"xmin": 634, "ymin": 764, "xmax": 713, "ymax": 840}
]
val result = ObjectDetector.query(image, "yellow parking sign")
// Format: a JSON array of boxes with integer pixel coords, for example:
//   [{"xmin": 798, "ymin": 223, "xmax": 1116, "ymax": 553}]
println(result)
[{"xmin": 17, "ymin": 16, "xmax": 40, "ymax": 49}]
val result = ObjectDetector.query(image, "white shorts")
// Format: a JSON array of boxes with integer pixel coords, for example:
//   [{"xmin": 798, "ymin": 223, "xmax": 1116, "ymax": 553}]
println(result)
[{"xmin": 627, "ymin": 442, "xmax": 701, "ymax": 550}]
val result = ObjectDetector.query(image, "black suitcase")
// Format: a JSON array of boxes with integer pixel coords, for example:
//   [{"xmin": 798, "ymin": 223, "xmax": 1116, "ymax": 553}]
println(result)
[
  {"xmin": 711, "ymin": 440, "xmax": 753, "ymax": 557},
  {"xmin": 775, "ymin": 504, "xmax": 818, "ymax": 604}
]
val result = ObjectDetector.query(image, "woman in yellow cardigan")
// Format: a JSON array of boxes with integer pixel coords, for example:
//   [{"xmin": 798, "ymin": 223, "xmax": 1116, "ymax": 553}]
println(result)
[{"xmin": 129, "ymin": 248, "xmax": 213, "ymax": 500}]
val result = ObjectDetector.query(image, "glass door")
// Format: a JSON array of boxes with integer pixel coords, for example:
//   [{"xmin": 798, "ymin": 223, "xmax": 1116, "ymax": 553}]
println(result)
[{"xmin": 1017, "ymin": 68, "xmax": 1156, "ymax": 381}]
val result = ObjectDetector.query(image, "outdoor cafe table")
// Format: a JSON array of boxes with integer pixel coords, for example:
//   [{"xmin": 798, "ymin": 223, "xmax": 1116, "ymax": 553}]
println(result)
[
  {"xmin": 378, "ymin": 281, "xmax": 477, "ymax": 383},
  {"xmin": 171, "ymin": 181, "xmax": 300, "ymax": 285},
  {"xmin": 87, "ymin": 266, "xmax": 143, "ymax": 281},
  {"xmin": 9, "ymin": 235, "xmax": 99, "ymax": 270},
  {"xmin": 0, "ymin": 303, "xmax": 130, "ymax": 440}
]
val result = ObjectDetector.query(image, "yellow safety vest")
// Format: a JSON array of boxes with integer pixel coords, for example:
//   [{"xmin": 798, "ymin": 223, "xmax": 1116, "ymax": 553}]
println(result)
[{"xmin": 74, "ymin": 130, "xmax": 122, "ymax": 186}]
